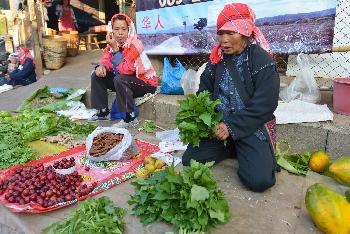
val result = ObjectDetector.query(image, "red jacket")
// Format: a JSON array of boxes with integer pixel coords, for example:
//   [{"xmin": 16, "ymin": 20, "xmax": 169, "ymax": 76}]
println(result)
[
  {"xmin": 99, "ymin": 46, "xmax": 136, "ymax": 75},
  {"xmin": 98, "ymin": 45, "xmax": 158, "ymax": 87}
]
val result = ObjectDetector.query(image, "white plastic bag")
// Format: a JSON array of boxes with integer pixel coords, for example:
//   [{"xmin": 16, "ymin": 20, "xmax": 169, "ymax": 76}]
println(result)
[
  {"xmin": 181, "ymin": 69, "xmax": 197, "ymax": 95},
  {"xmin": 280, "ymin": 54, "xmax": 320, "ymax": 103},
  {"xmin": 86, "ymin": 127, "xmax": 140, "ymax": 162}
]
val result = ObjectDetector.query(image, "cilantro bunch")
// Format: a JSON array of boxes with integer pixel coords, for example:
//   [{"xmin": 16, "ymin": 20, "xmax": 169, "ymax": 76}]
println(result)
[
  {"xmin": 176, "ymin": 91, "xmax": 222, "ymax": 146},
  {"xmin": 128, "ymin": 160, "xmax": 231, "ymax": 232},
  {"xmin": 43, "ymin": 196, "xmax": 126, "ymax": 234}
]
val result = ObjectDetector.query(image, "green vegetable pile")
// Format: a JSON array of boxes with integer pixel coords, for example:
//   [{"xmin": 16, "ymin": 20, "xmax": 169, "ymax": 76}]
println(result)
[
  {"xmin": 142, "ymin": 120, "xmax": 156, "ymax": 133},
  {"xmin": 276, "ymin": 141, "xmax": 311, "ymax": 175},
  {"xmin": 16, "ymin": 86, "xmax": 83, "ymax": 112},
  {"xmin": 43, "ymin": 196, "xmax": 126, "ymax": 234},
  {"xmin": 176, "ymin": 91, "xmax": 222, "ymax": 146},
  {"xmin": 0, "ymin": 121, "xmax": 36, "ymax": 170},
  {"xmin": 128, "ymin": 160, "xmax": 231, "ymax": 232},
  {"xmin": 0, "ymin": 110, "xmax": 96, "ymax": 170}
]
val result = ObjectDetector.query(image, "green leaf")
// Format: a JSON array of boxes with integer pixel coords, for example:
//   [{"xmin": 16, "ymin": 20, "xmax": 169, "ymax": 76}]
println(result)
[
  {"xmin": 191, "ymin": 185, "xmax": 209, "ymax": 201},
  {"xmin": 142, "ymin": 121, "xmax": 156, "ymax": 133},
  {"xmin": 153, "ymin": 192, "xmax": 170, "ymax": 201},
  {"xmin": 199, "ymin": 113, "xmax": 211, "ymax": 126},
  {"xmin": 178, "ymin": 121, "xmax": 197, "ymax": 131},
  {"xmin": 209, "ymin": 209, "xmax": 225, "ymax": 222}
]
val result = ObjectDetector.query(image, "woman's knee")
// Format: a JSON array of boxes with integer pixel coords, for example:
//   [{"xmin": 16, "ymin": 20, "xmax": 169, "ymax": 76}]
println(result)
[{"xmin": 239, "ymin": 171, "xmax": 276, "ymax": 192}]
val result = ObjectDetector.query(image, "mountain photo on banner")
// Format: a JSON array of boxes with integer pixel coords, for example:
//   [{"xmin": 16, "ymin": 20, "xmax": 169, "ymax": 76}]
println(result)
[{"xmin": 136, "ymin": 0, "xmax": 336, "ymax": 55}]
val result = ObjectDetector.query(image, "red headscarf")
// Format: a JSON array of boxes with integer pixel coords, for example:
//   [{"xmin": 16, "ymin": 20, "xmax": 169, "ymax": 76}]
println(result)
[
  {"xmin": 210, "ymin": 3, "xmax": 272, "ymax": 64},
  {"xmin": 17, "ymin": 47, "xmax": 34, "ymax": 65},
  {"xmin": 110, "ymin": 14, "xmax": 157, "ymax": 85}
]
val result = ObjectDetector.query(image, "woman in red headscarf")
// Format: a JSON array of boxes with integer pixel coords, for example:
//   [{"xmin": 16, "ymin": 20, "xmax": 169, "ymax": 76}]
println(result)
[
  {"xmin": 4, "ymin": 47, "xmax": 36, "ymax": 87},
  {"xmin": 182, "ymin": 3, "xmax": 280, "ymax": 192},
  {"xmin": 90, "ymin": 14, "xmax": 158, "ymax": 126}
]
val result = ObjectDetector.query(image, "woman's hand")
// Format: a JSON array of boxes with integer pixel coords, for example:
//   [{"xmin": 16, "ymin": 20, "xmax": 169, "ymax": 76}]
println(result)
[
  {"xmin": 214, "ymin": 122, "xmax": 230, "ymax": 141},
  {"xmin": 106, "ymin": 33, "xmax": 119, "ymax": 53},
  {"xmin": 95, "ymin": 66, "xmax": 106, "ymax": 78},
  {"xmin": 5, "ymin": 74, "xmax": 11, "ymax": 81}
]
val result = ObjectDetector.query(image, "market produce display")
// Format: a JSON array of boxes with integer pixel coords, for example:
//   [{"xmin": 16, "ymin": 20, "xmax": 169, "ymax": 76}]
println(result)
[
  {"xmin": 43, "ymin": 196, "xmax": 126, "ymax": 234},
  {"xmin": 89, "ymin": 132, "xmax": 124, "ymax": 157},
  {"xmin": 135, "ymin": 156, "xmax": 166, "ymax": 179},
  {"xmin": 0, "ymin": 110, "xmax": 96, "ymax": 170},
  {"xmin": 0, "ymin": 139, "xmax": 159, "ymax": 213},
  {"xmin": 305, "ymin": 183, "xmax": 350, "ymax": 234},
  {"xmin": 0, "ymin": 165, "xmax": 96, "ymax": 207},
  {"xmin": 176, "ymin": 91, "xmax": 222, "ymax": 146},
  {"xmin": 129, "ymin": 160, "xmax": 231, "ymax": 233},
  {"xmin": 41, "ymin": 133, "xmax": 85, "ymax": 149},
  {"xmin": 53, "ymin": 157, "xmax": 76, "ymax": 170}
]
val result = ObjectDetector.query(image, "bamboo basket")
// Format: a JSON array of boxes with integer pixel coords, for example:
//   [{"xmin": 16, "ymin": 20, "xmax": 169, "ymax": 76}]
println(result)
[
  {"xmin": 42, "ymin": 35, "xmax": 67, "ymax": 70},
  {"xmin": 60, "ymin": 31, "xmax": 80, "ymax": 57}
]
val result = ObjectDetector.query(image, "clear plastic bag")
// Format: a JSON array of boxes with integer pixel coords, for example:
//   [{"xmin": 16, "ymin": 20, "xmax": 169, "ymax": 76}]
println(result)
[
  {"xmin": 181, "ymin": 69, "xmax": 197, "ymax": 95},
  {"xmin": 280, "ymin": 54, "xmax": 321, "ymax": 103},
  {"xmin": 86, "ymin": 127, "xmax": 140, "ymax": 162}
]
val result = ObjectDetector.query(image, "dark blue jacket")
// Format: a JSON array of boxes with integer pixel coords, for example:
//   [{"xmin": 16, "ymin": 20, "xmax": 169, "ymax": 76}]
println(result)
[
  {"xmin": 9, "ymin": 59, "xmax": 36, "ymax": 86},
  {"xmin": 198, "ymin": 44, "xmax": 280, "ymax": 141}
]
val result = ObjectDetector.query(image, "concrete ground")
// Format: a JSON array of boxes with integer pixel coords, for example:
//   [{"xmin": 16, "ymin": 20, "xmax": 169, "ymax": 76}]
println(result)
[{"xmin": 0, "ymin": 50, "xmax": 349, "ymax": 234}]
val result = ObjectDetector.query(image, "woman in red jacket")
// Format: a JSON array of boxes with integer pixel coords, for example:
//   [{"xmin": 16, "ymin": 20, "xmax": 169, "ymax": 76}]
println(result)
[{"xmin": 90, "ymin": 13, "xmax": 158, "ymax": 126}]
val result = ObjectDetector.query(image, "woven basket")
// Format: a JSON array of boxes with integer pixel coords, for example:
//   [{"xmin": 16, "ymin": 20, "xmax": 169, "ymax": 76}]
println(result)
[
  {"xmin": 60, "ymin": 31, "xmax": 80, "ymax": 57},
  {"xmin": 42, "ymin": 35, "xmax": 67, "ymax": 70}
]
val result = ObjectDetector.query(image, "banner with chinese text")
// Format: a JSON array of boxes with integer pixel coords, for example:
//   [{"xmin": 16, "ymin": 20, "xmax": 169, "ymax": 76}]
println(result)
[{"xmin": 136, "ymin": 0, "xmax": 337, "ymax": 55}]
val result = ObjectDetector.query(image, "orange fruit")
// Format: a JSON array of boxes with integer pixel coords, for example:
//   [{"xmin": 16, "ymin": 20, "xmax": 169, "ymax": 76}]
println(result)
[{"xmin": 309, "ymin": 150, "xmax": 330, "ymax": 173}]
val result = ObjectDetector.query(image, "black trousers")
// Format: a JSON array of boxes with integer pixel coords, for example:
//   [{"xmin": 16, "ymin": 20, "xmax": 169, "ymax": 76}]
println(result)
[
  {"xmin": 91, "ymin": 71, "xmax": 156, "ymax": 112},
  {"xmin": 182, "ymin": 134, "xmax": 276, "ymax": 192}
]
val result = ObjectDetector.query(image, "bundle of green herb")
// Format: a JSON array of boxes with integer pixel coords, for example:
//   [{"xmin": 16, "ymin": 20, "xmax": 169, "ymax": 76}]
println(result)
[
  {"xmin": 43, "ymin": 196, "xmax": 126, "ymax": 234},
  {"xmin": 128, "ymin": 160, "xmax": 231, "ymax": 232},
  {"xmin": 176, "ymin": 91, "xmax": 222, "ymax": 146}
]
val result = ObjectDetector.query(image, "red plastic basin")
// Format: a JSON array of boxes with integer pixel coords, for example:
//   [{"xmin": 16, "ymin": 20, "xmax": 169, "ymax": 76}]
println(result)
[{"xmin": 333, "ymin": 78, "xmax": 350, "ymax": 116}]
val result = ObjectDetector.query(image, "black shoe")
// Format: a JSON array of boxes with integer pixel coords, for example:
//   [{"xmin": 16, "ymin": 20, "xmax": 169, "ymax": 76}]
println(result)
[{"xmin": 89, "ymin": 108, "xmax": 110, "ymax": 121}]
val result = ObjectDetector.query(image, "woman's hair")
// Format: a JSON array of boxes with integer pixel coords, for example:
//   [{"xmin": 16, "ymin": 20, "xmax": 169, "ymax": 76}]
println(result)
[
  {"xmin": 115, "ymin": 15, "xmax": 127, "ymax": 21},
  {"xmin": 59, "ymin": 0, "xmax": 70, "ymax": 6}
]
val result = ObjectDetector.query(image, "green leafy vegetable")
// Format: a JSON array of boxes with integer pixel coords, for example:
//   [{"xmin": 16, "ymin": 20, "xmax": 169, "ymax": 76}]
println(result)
[
  {"xmin": 0, "ymin": 109, "xmax": 96, "ymax": 169},
  {"xmin": 43, "ymin": 196, "xmax": 126, "ymax": 234},
  {"xmin": 16, "ymin": 86, "xmax": 83, "ymax": 112},
  {"xmin": 176, "ymin": 91, "xmax": 222, "ymax": 146},
  {"xmin": 276, "ymin": 141, "xmax": 311, "ymax": 175},
  {"xmin": 128, "ymin": 160, "xmax": 230, "ymax": 232},
  {"xmin": 142, "ymin": 120, "xmax": 156, "ymax": 133}
]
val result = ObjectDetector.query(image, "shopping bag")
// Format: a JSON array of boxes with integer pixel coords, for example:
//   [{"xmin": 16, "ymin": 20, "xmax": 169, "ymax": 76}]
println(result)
[{"xmin": 160, "ymin": 57, "xmax": 185, "ymax": 95}]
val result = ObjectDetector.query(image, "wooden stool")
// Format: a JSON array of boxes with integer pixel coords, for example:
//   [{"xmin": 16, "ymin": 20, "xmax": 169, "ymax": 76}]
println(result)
[{"xmin": 79, "ymin": 32, "xmax": 100, "ymax": 50}]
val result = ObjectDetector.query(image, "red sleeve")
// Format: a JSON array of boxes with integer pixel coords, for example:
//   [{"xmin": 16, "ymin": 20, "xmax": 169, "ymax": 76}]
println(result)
[
  {"xmin": 98, "ymin": 47, "xmax": 113, "ymax": 72},
  {"xmin": 117, "ymin": 56, "xmax": 136, "ymax": 75}
]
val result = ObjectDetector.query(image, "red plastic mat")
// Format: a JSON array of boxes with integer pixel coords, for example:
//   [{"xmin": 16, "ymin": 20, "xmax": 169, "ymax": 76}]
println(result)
[{"xmin": 0, "ymin": 139, "xmax": 159, "ymax": 213}]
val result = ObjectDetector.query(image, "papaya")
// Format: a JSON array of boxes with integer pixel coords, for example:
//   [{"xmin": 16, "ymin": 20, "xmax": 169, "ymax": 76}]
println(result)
[
  {"xmin": 305, "ymin": 183, "xmax": 350, "ymax": 234},
  {"xmin": 309, "ymin": 150, "xmax": 329, "ymax": 173},
  {"xmin": 329, "ymin": 156, "xmax": 350, "ymax": 186}
]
